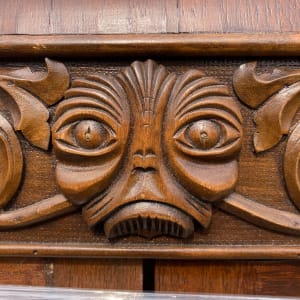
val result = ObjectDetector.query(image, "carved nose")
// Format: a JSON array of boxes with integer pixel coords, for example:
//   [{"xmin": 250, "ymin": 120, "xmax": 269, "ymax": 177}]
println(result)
[{"xmin": 132, "ymin": 150, "xmax": 157, "ymax": 170}]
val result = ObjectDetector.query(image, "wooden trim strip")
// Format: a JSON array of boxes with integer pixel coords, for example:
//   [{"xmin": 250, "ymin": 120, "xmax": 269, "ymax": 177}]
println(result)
[
  {"xmin": 0, "ymin": 33, "xmax": 299, "ymax": 58},
  {"xmin": 0, "ymin": 244, "xmax": 300, "ymax": 260}
]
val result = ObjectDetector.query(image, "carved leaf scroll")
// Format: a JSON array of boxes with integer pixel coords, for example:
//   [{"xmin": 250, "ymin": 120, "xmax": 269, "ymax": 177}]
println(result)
[
  {"xmin": 233, "ymin": 62, "xmax": 300, "ymax": 152},
  {"xmin": 232, "ymin": 62, "xmax": 300, "ymax": 230},
  {"xmin": 0, "ymin": 59, "xmax": 74, "ymax": 230},
  {"xmin": 0, "ymin": 58, "xmax": 69, "ymax": 150},
  {"xmin": 233, "ymin": 62, "xmax": 300, "ymax": 109},
  {"xmin": 0, "ymin": 81, "xmax": 51, "ymax": 150},
  {"xmin": 253, "ymin": 82, "xmax": 300, "ymax": 152}
]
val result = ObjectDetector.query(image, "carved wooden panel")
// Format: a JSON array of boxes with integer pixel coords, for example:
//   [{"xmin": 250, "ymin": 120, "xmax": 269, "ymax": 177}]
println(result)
[{"xmin": 1, "ymin": 34, "xmax": 300, "ymax": 259}]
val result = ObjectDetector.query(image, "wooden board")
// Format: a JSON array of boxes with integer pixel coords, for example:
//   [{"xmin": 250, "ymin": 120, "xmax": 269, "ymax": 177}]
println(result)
[
  {"xmin": 155, "ymin": 260, "xmax": 300, "ymax": 296},
  {"xmin": 0, "ymin": 0, "xmax": 299, "ymax": 34},
  {"xmin": 0, "ymin": 258, "xmax": 143, "ymax": 289}
]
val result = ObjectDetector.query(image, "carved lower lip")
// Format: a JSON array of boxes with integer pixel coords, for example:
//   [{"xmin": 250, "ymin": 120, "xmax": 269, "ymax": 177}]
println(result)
[{"xmin": 103, "ymin": 201, "xmax": 194, "ymax": 239}]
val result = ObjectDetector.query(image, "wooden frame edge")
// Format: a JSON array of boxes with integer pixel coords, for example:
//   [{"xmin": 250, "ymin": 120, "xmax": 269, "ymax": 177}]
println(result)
[
  {"xmin": 0, "ymin": 244, "xmax": 299, "ymax": 260},
  {"xmin": 0, "ymin": 33, "xmax": 299, "ymax": 58}
]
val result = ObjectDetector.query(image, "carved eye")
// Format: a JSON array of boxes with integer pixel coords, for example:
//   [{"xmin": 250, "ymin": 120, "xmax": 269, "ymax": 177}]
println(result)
[
  {"xmin": 56, "ymin": 120, "xmax": 116, "ymax": 150},
  {"xmin": 177, "ymin": 120, "xmax": 220, "ymax": 150},
  {"xmin": 52, "ymin": 107, "xmax": 121, "ymax": 158},
  {"xmin": 174, "ymin": 118, "xmax": 241, "ymax": 158}
]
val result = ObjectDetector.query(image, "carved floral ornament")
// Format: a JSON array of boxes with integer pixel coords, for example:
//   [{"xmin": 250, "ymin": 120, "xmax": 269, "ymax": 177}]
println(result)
[{"xmin": 0, "ymin": 58, "xmax": 299, "ymax": 239}]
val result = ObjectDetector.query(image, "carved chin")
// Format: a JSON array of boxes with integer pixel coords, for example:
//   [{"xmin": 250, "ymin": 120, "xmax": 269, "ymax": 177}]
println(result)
[{"xmin": 103, "ymin": 202, "xmax": 194, "ymax": 239}]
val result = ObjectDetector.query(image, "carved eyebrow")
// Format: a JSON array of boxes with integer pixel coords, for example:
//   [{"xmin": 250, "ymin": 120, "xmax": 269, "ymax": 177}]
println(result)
[
  {"xmin": 177, "ymin": 96, "xmax": 242, "ymax": 124},
  {"xmin": 64, "ymin": 87, "xmax": 122, "ymax": 120},
  {"xmin": 175, "ymin": 85, "xmax": 231, "ymax": 119},
  {"xmin": 61, "ymin": 75, "xmax": 128, "ymax": 124},
  {"xmin": 55, "ymin": 97, "xmax": 122, "ymax": 125},
  {"xmin": 169, "ymin": 70, "xmax": 242, "ymax": 123},
  {"xmin": 73, "ymin": 76, "xmax": 124, "ymax": 111}
]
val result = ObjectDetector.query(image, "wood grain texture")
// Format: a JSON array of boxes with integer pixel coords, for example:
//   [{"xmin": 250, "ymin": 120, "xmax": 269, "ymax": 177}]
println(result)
[
  {"xmin": 0, "ymin": 258, "xmax": 143, "ymax": 289},
  {"xmin": 0, "ymin": 0, "xmax": 299, "ymax": 34},
  {"xmin": 52, "ymin": 258, "xmax": 143, "ymax": 289},
  {"xmin": 0, "ymin": 0, "xmax": 299, "ymax": 294},
  {"xmin": 155, "ymin": 260, "xmax": 300, "ymax": 296},
  {"xmin": 0, "ymin": 258, "xmax": 48, "ymax": 286}
]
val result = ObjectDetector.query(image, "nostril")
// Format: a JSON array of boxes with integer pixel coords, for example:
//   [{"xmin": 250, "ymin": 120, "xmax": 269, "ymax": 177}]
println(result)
[
  {"xmin": 133, "ymin": 149, "xmax": 156, "ymax": 157},
  {"xmin": 132, "ymin": 150, "xmax": 157, "ymax": 170}
]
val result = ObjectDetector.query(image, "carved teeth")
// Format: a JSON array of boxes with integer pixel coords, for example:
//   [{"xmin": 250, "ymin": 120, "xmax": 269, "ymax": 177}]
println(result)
[
  {"xmin": 103, "ymin": 202, "xmax": 194, "ymax": 239},
  {"xmin": 107, "ymin": 216, "xmax": 188, "ymax": 239}
]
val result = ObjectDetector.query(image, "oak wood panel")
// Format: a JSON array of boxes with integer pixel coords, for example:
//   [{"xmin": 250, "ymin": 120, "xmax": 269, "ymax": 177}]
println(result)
[
  {"xmin": 178, "ymin": 0, "xmax": 300, "ymax": 33},
  {"xmin": 52, "ymin": 259, "xmax": 143, "ymax": 290},
  {"xmin": 0, "ymin": 258, "xmax": 143, "ymax": 289},
  {"xmin": 155, "ymin": 261, "xmax": 300, "ymax": 296},
  {"xmin": 0, "ymin": 0, "xmax": 299, "ymax": 295},
  {"xmin": 0, "ymin": 258, "xmax": 49, "ymax": 286},
  {"xmin": 0, "ymin": 0, "xmax": 299, "ymax": 34}
]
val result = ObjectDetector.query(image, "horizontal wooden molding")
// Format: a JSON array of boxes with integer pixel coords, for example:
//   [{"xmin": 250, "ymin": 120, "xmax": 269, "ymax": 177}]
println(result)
[
  {"xmin": 0, "ymin": 244, "xmax": 300, "ymax": 260},
  {"xmin": 0, "ymin": 33, "xmax": 299, "ymax": 58}
]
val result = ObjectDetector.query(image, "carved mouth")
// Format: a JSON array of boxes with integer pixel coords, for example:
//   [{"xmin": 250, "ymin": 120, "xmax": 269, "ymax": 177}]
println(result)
[{"xmin": 103, "ymin": 201, "xmax": 194, "ymax": 239}]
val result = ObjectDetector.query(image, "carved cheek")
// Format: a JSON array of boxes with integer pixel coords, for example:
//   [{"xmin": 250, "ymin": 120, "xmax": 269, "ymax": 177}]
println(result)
[
  {"xmin": 167, "ymin": 155, "xmax": 239, "ymax": 202},
  {"xmin": 55, "ymin": 156, "xmax": 122, "ymax": 205},
  {"xmin": 52, "ymin": 113, "xmax": 129, "ymax": 205}
]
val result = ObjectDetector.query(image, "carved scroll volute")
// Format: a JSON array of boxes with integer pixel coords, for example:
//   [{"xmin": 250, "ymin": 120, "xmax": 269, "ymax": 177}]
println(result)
[
  {"xmin": 284, "ymin": 123, "xmax": 300, "ymax": 209},
  {"xmin": 165, "ymin": 70, "xmax": 243, "ymax": 203},
  {"xmin": 0, "ymin": 115, "xmax": 23, "ymax": 207}
]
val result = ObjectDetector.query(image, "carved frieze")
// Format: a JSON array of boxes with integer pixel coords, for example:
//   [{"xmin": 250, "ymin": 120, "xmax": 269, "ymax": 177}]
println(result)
[{"xmin": 0, "ymin": 57, "xmax": 300, "ymax": 250}]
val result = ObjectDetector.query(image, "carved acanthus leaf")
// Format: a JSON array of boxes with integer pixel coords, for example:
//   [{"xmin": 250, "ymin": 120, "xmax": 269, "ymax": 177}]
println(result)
[
  {"xmin": 0, "ymin": 58, "xmax": 70, "ymax": 149},
  {"xmin": 233, "ymin": 62, "xmax": 300, "ymax": 108},
  {"xmin": 234, "ymin": 62, "xmax": 300, "ymax": 152},
  {"xmin": 0, "ymin": 58, "xmax": 69, "ymax": 105},
  {"xmin": 0, "ymin": 81, "xmax": 50, "ymax": 150},
  {"xmin": 253, "ymin": 81, "xmax": 300, "ymax": 152}
]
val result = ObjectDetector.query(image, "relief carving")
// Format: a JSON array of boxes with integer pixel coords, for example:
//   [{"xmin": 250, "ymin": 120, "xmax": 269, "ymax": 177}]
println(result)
[
  {"xmin": 232, "ymin": 62, "xmax": 300, "ymax": 233},
  {"xmin": 0, "ymin": 58, "xmax": 75, "ymax": 228},
  {"xmin": 0, "ymin": 59, "xmax": 300, "ymax": 240},
  {"xmin": 52, "ymin": 60, "xmax": 242, "ymax": 238}
]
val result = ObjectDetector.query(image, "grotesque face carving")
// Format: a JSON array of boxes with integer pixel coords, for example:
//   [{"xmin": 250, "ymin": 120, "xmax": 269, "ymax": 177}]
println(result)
[{"xmin": 52, "ymin": 60, "xmax": 243, "ymax": 239}]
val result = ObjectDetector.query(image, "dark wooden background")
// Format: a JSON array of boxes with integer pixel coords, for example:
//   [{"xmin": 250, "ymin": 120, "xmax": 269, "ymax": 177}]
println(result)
[{"xmin": 1, "ymin": 0, "xmax": 300, "ymax": 296}]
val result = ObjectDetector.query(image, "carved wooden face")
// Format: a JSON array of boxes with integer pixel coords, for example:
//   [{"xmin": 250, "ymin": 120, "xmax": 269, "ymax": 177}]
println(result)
[{"xmin": 52, "ymin": 60, "xmax": 243, "ymax": 238}]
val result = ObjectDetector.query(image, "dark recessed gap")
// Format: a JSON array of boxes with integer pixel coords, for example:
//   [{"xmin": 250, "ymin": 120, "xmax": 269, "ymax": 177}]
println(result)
[{"xmin": 143, "ymin": 259, "xmax": 155, "ymax": 291}]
